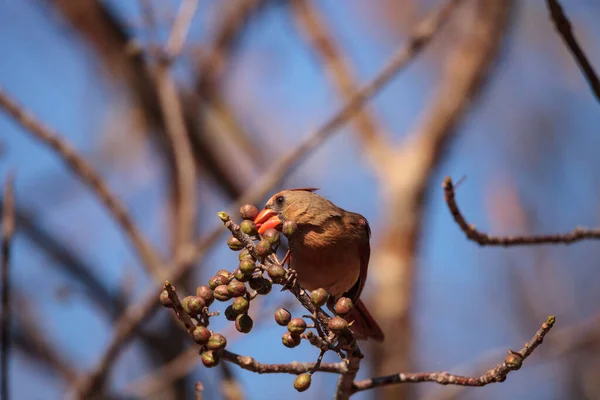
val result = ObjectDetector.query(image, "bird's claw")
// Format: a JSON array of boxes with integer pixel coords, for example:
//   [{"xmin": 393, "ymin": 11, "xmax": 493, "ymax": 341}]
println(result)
[{"xmin": 280, "ymin": 268, "xmax": 298, "ymax": 291}]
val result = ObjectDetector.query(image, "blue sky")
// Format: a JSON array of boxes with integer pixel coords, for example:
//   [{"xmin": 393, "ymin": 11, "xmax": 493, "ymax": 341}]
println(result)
[{"xmin": 1, "ymin": 1, "xmax": 600, "ymax": 399}]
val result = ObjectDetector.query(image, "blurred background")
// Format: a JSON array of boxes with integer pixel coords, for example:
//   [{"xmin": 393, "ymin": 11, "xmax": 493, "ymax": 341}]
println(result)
[{"xmin": 1, "ymin": 0, "xmax": 600, "ymax": 399}]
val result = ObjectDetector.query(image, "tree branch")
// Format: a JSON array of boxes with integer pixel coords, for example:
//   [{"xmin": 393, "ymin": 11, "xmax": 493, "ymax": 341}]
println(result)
[
  {"xmin": 154, "ymin": 0, "xmax": 199, "ymax": 250},
  {"xmin": 1, "ymin": 175, "xmax": 15, "ymax": 400},
  {"xmin": 0, "ymin": 87, "xmax": 165, "ymax": 279},
  {"xmin": 221, "ymin": 350, "xmax": 343, "ymax": 375},
  {"xmin": 443, "ymin": 176, "xmax": 600, "ymax": 245},
  {"xmin": 546, "ymin": 0, "xmax": 600, "ymax": 103},
  {"xmin": 352, "ymin": 316, "xmax": 555, "ymax": 393}
]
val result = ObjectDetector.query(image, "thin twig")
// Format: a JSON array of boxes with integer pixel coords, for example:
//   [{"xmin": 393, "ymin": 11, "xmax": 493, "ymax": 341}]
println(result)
[
  {"xmin": 155, "ymin": 0, "xmax": 199, "ymax": 250},
  {"xmin": 352, "ymin": 316, "xmax": 556, "ymax": 393},
  {"xmin": 165, "ymin": 0, "xmax": 199, "ymax": 59},
  {"xmin": 443, "ymin": 176, "xmax": 600, "ymax": 245},
  {"xmin": 546, "ymin": 0, "xmax": 600, "ymax": 103},
  {"xmin": 221, "ymin": 350, "xmax": 343, "ymax": 374},
  {"xmin": 1, "ymin": 175, "xmax": 15, "ymax": 400},
  {"xmin": 290, "ymin": 0, "xmax": 387, "ymax": 163},
  {"xmin": 0, "ymin": 87, "xmax": 165, "ymax": 280}
]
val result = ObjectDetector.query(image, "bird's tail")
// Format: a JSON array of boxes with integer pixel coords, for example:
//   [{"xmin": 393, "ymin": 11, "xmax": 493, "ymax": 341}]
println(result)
[{"xmin": 345, "ymin": 299, "xmax": 384, "ymax": 342}]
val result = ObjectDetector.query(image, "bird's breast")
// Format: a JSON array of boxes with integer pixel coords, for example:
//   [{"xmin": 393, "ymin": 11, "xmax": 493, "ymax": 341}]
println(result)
[{"xmin": 289, "ymin": 235, "xmax": 361, "ymax": 298}]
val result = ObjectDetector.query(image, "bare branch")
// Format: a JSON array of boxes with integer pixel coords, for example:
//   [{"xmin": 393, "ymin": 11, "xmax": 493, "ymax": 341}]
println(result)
[
  {"xmin": 155, "ymin": 0, "xmax": 199, "ymax": 250},
  {"xmin": 352, "ymin": 316, "xmax": 555, "ymax": 393},
  {"xmin": 240, "ymin": 0, "xmax": 466, "ymax": 207},
  {"xmin": 290, "ymin": 0, "xmax": 388, "ymax": 164},
  {"xmin": 1, "ymin": 175, "xmax": 15, "ymax": 400},
  {"xmin": 443, "ymin": 176, "xmax": 600, "ymax": 245},
  {"xmin": 0, "ymin": 87, "xmax": 165, "ymax": 279},
  {"xmin": 165, "ymin": 0, "xmax": 199, "ymax": 59},
  {"xmin": 546, "ymin": 0, "xmax": 600, "ymax": 103},
  {"xmin": 221, "ymin": 350, "xmax": 343, "ymax": 375}
]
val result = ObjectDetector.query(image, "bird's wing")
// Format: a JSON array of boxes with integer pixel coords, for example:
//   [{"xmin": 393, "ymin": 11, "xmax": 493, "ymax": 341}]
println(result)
[{"xmin": 346, "ymin": 217, "xmax": 371, "ymax": 303}]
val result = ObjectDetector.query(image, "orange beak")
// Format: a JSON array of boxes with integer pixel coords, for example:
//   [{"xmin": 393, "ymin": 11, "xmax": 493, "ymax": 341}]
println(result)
[{"xmin": 254, "ymin": 209, "xmax": 282, "ymax": 235}]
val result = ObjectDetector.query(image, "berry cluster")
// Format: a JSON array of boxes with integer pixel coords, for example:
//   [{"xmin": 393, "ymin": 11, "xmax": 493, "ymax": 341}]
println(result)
[{"xmin": 161, "ymin": 203, "xmax": 359, "ymax": 393}]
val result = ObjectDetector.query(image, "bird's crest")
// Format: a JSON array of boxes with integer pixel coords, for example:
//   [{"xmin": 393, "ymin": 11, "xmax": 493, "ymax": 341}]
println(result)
[{"xmin": 288, "ymin": 187, "xmax": 319, "ymax": 193}]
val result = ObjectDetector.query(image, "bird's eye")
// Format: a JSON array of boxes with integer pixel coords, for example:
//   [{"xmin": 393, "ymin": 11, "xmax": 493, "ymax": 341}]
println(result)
[{"xmin": 275, "ymin": 195, "xmax": 285, "ymax": 207}]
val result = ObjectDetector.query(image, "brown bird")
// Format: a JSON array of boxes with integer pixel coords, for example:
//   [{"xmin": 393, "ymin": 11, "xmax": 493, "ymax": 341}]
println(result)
[{"xmin": 253, "ymin": 188, "xmax": 384, "ymax": 341}]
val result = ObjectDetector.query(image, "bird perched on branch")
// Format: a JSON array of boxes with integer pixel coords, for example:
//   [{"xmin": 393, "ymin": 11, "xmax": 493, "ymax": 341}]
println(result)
[{"xmin": 254, "ymin": 188, "xmax": 384, "ymax": 341}]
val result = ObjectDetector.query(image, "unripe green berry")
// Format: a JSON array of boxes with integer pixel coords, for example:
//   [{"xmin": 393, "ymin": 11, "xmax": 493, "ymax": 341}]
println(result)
[
  {"xmin": 192, "ymin": 326, "xmax": 211, "ymax": 344},
  {"xmin": 238, "ymin": 248, "xmax": 253, "ymax": 261},
  {"xmin": 240, "ymin": 220, "xmax": 258, "ymax": 236},
  {"xmin": 310, "ymin": 288, "xmax": 329, "ymax": 308},
  {"xmin": 240, "ymin": 204, "xmax": 259, "ymax": 220},
  {"xmin": 294, "ymin": 374, "xmax": 312, "ymax": 392},
  {"xmin": 224, "ymin": 305, "xmax": 238, "ymax": 321},
  {"xmin": 232, "ymin": 297, "xmax": 250, "ymax": 314},
  {"xmin": 255, "ymin": 240, "xmax": 272, "ymax": 258},
  {"xmin": 159, "ymin": 290, "xmax": 172, "ymax": 308},
  {"xmin": 334, "ymin": 297, "xmax": 353, "ymax": 316},
  {"xmin": 267, "ymin": 265, "xmax": 286, "ymax": 283},
  {"xmin": 282, "ymin": 220, "xmax": 298, "ymax": 237},
  {"xmin": 209, "ymin": 275, "xmax": 229, "ymax": 290},
  {"xmin": 233, "ymin": 268, "xmax": 250, "ymax": 282},
  {"xmin": 274, "ymin": 308, "xmax": 292, "ymax": 326},
  {"xmin": 201, "ymin": 350, "xmax": 219, "ymax": 368},
  {"xmin": 227, "ymin": 280, "xmax": 247, "ymax": 297},
  {"xmin": 282, "ymin": 332, "xmax": 301, "ymax": 348},
  {"xmin": 287, "ymin": 318, "xmax": 307, "ymax": 335},
  {"xmin": 207, "ymin": 333, "xmax": 227, "ymax": 351},
  {"xmin": 235, "ymin": 314, "xmax": 253, "ymax": 333},
  {"xmin": 261, "ymin": 228, "xmax": 280, "ymax": 248},
  {"xmin": 227, "ymin": 236, "xmax": 244, "ymax": 251},
  {"xmin": 328, "ymin": 317, "xmax": 349, "ymax": 333},
  {"xmin": 257, "ymin": 279, "xmax": 272, "ymax": 295},
  {"xmin": 184, "ymin": 296, "xmax": 205, "ymax": 315},
  {"xmin": 239, "ymin": 259, "xmax": 256, "ymax": 275},
  {"xmin": 196, "ymin": 285, "xmax": 214, "ymax": 306},
  {"xmin": 214, "ymin": 285, "xmax": 231, "ymax": 301}
]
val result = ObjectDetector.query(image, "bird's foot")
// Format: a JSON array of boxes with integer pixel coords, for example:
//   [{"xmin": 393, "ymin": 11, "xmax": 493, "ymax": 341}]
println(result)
[{"xmin": 280, "ymin": 268, "xmax": 298, "ymax": 292}]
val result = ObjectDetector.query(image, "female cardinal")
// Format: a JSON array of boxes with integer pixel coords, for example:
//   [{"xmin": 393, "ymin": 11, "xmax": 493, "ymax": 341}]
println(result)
[{"xmin": 254, "ymin": 188, "xmax": 384, "ymax": 341}]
